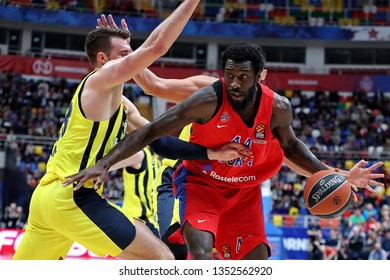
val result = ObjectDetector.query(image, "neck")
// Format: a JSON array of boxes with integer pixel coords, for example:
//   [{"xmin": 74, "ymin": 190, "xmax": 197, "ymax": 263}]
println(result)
[{"xmin": 238, "ymin": 83, "xmax": 261, "ymax": 127}]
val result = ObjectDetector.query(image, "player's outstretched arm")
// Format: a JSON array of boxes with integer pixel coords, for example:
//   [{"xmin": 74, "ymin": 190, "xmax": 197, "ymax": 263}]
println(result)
[
  {"xmin": 63, "ymin": 139, "xmax": 251, "ymax": 191},
  {"xmin": 285, "ymin": 157, "xmax": 384, "ymax": 202},
  {"xmin": 63, "ymin": 86, "xmax": 252, "ymax": 191},
  {"xmin": 274, "ymin": 94, "xmax": 384, "ymax": 201},
  {"xmin": 96, "ymin": 13, "xmax": 218, "ymax": 103},
  {"xmin": 94, "ymin": 0, "xmax": 201, "ymax": 88}
]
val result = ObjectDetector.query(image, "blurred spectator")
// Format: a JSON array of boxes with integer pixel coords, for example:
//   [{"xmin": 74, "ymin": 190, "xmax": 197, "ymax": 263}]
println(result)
[
  {"xmin": 348, "ymin": 207, "xmax": 366, "ymax": 229},
  {"xmin": 333, "ymin": 239, "xmax": 350, "ymax": 260},
  {"xmin": 381, "ymin": 229, "xmax": 390, "ymax": 260},
  {"xmin": 347, "ymin": 225, "xmax": 366, "ymax": 260},
  {"xmin": 307, "ymin": 218, "xmax": 321, "ymax": 239},
  {"xmin": 307, "ymin": 226, "xmax": 325, "ymax": 260},
  {"xmin": 363, "ymin": 202, "xmax": 379, "ymax": 227},
  {"xmin": 325, "ymin": 228, "xmax": 342, "ymax": 260},
  {"xmin": 3, "ymin": 202, "xmax": 23, "ymax": 228},
  {"xmin": 306, "ymin": 218, "xmax": 326, "ymax": 259},
  {"xmin": 368, "ymin": 241, "xmax": 387, "ymax": 260},
  {"xmin": 314, "ymin": 87, "xmax": 326, "ymax": 108},
  {"xmin": 365, "ymin": 213, "xmax": 379, "ymax": 232},
  {"xmin": 363, "ymin": 227, "xmax": 380, "ymax": 259},
  {"xmin": 379, "ymin": 204, "xmax": 390, "ymax": 222},
  {"xmin": 290, "ymin": 89, "xmax": 302, "ymax": 108},
  {"xmin": 328, "ymin": 89, "xmax": 340, "ymax": 107},
  {"xmin": 372, "ymin": 87, "xmax": 385, "ymax": 104},
  {"xmin": 288, "ymin": 196, "xmax": 300, "ymax": 216}
]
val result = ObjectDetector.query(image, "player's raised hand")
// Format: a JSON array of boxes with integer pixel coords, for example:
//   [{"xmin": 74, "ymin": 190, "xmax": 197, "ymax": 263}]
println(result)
[{"xmin": 96, "ymin": 14, "xmax": 128, "ymax": 32}]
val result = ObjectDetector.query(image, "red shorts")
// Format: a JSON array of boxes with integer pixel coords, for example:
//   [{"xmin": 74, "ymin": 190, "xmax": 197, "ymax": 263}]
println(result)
[{"xmin": 173, "ymin": 165, "xmax": 270, "ymax": 260}]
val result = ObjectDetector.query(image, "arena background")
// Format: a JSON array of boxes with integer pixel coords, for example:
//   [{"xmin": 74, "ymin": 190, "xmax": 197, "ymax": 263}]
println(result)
[{"xmin": 0, "ymin": 0, "xmax": 389, "ymax": 260}]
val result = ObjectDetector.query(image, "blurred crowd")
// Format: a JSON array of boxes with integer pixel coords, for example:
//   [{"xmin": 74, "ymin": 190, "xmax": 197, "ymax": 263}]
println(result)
[
  {"xmin": 1, "ymin": 202, "xmax": 24, "ymax": 229},
  {"xmin": 1, "ymin": 71, "xmax": 390, "ymax": 260},
  {"xmin": 306, "ymin": 205, "xmax": 390, "ymax": 260},
  {"xmin": 2, "ymin": 0, "xmax": 389, "ymax": 26}
]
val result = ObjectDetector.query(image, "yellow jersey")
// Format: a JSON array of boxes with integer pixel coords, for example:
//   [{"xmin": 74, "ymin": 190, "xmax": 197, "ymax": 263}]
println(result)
[
  {"xmin": 122, "ymin": 147, "xmax": 161, "ymax": 236},
  {"xmin": 40, "ymin": 70, "xmax": 128, "ymax": 194}
]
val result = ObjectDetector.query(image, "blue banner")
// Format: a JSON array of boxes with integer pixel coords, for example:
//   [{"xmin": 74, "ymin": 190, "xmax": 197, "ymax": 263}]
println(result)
[
  {"xmin": 0, "ymin": 6, "xmax": 378, "ymax": 41},
  {"xmin": 280, "ymin": 227, "xmax": 310, "ymax": 259},
  {"xmin": 279, "ymin": 227, "xmax": 331, "ymax": 259}
]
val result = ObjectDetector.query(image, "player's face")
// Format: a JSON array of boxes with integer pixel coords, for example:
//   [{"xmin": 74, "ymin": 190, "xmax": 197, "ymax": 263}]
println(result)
[
  {"xmin": 107, "ymin": 37, "xmax": 131, "ymax": 60},
  {"xmin": 224, "ymin": 59, "xmax": 258, "ymax": 111}
]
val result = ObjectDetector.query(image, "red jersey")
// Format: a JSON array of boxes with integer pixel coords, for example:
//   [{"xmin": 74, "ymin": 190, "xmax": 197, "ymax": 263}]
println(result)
[{"xmin": 182, "ymin": 79, "xmax": 284, "ymax": 188}]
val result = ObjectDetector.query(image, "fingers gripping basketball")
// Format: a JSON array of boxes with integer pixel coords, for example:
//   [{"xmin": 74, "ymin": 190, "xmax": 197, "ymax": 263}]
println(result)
[{"xmin": 304, "ymin": 170, "xmax": 353, "ymax": 220}]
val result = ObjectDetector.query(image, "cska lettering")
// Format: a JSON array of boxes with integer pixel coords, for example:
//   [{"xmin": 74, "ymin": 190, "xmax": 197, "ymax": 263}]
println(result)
[
  {"xmin": 227, "ymin": 136, "xmax": 253, "ymax": 167},
  {"xmin": 231, "ymin": 136, "xmax": 252, "ymax": 148}
]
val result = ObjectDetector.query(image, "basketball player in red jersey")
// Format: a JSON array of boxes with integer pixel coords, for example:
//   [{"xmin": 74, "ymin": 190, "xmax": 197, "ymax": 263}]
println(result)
[{"xmin": 64, "ymin": 42, "xmax": 384, "ymax": 260}]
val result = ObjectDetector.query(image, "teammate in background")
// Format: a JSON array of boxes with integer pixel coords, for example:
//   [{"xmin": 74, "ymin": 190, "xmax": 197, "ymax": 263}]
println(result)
[
  {"xmin": 120, "ymin": 147, "xmax": 161, "ymax": 237},
  {"xmin": 153, "ymin": 124, "xmax": 191, "ymax": 259},
  {"xmin": 13, "ymin": 1, "xmax": 251, "ymax": 260},
  {"xmin": 63, "ymin": 41, "xmax": 384, "ymax": 260}
]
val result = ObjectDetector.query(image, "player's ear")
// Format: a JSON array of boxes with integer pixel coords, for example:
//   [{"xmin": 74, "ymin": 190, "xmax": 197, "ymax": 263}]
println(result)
[
  {"xmin": 97, "ymin": 51, "xmax": 109, "ymax": 65},
  {"xmin": 260, "ymin": 69, "xmax": 267, "ymax": 81}
]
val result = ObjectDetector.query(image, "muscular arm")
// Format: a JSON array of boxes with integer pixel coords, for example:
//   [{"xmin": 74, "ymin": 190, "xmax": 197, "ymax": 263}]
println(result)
[
  {"xmin": 134, "ymin": 70, "xmax": 218, "ymax": 103},
  {"xmin": 100, "ymin": 86, "xmax": 218, "ymax": 169},
  {"xmin": 122, "ymin": 91, "xmax": 211, "ymax": 160},
  {"xmin": 95, "ymin": 14, "xmax": 217, "ymax": 103},
  {"xmin": 272, "ymin": 94, "xmax": 329, "ymax": 176},
  {"xmin": 278, "ymin": 95, "xmax": 385, "ymax": 201},
  {"xmin": 89, "ymin": 0, "xmax": 200, "ymax": 89},
  {"xmin": 63, "ymin": 85, "xmax": 252, "ymax": 190}
]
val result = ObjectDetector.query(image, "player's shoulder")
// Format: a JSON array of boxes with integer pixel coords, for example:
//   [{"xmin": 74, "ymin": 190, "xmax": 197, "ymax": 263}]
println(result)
[
  {"xmin": 272, "ymin": 91, "xmax": 292, "ymax": 112},
  {"xmin": 270, "ymin": 91, "xmax": 293, "ymax": 128}
]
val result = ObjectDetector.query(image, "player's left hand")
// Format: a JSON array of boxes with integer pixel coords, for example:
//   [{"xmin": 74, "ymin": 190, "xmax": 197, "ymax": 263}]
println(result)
[
  {"xmin": 207, "ymin": 142, "xmax": 253, "ymax": 161},
  {"xmin": 339, "ymin": 160, "xmax": 384, "ymax": 202}
]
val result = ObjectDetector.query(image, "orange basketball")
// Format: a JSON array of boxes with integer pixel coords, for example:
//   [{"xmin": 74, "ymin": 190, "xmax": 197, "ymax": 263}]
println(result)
[{"xmin": 303, "ymin": 170, "xmax": 353, "ymax": 219}]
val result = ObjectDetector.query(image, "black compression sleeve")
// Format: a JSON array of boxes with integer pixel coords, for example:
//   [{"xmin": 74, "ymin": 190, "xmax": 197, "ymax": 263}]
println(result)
[{"xmin": 149, "ymin": 136, "xmax": 209, "ymax": 160}]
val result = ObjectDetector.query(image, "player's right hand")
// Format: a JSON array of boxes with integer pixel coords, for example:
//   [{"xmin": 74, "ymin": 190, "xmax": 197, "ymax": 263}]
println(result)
[{"xmin": 63, "ymin": 161, "xmax": 109, "ymax": 191}]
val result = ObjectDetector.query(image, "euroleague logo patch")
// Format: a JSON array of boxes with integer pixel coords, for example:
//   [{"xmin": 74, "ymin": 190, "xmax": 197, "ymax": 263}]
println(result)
[
  {"xmin": 255, "ymin": 123, "xmax": 265, "ymax": 138},
  {"xmin": 255, "ymin": 123, "xmax": 266, "ymax": 139},
  {"xmin": 221, "ymin": 244, "xmax": 231, "ymax": 259}
]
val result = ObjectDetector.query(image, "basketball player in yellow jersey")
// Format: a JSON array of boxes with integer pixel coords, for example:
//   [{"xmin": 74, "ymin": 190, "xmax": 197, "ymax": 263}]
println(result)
[
  {"xmin": 13, "ymin": 1, "xmax": 252, "ymax": 260},
  {"xmin": 121, "ymin": 146, "xmax": 161, "ymax": 238},
  {"xmin": 153, "ymin": 124, "xmax": 191, "ymax": 259}
]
